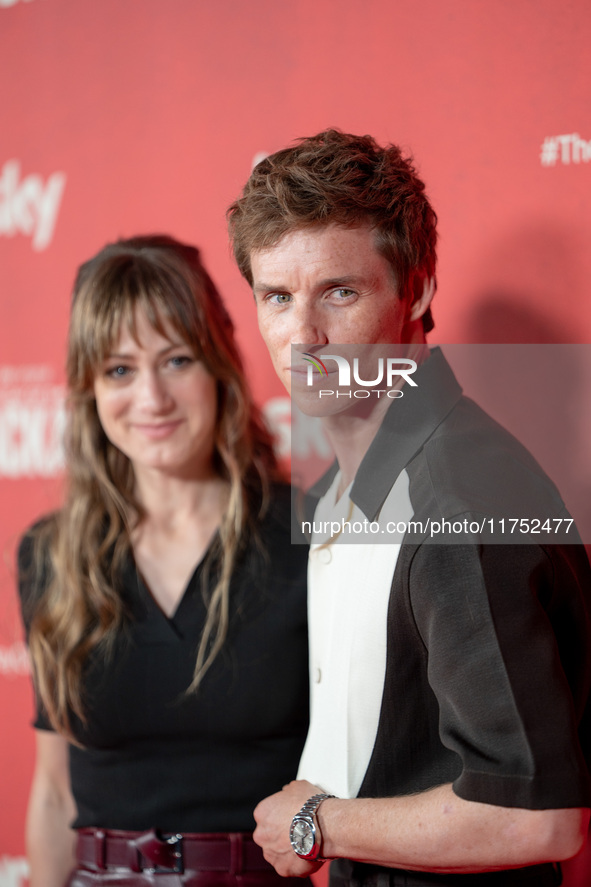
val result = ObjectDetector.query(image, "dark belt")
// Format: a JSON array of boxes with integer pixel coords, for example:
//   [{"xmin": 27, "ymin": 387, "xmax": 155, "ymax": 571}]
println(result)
[{"xmin": 76, "ymin": 829, "xmax": 273, "ymax": 875}]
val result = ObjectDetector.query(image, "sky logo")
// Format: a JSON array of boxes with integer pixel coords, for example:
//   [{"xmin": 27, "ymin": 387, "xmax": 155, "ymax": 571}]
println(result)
[{"xmin": 0, "ymin": 160, "xmax": 66, "ymax": 251}]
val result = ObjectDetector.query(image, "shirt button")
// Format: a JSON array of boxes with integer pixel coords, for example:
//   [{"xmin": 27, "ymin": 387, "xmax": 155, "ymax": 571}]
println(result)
[
  {"xmin": 318, "ymin": 548, "xmax": 332, "ymax": 564},
  {"xmin": 314, "ymin": 667, "xmax": 322, "ymax": 683}
]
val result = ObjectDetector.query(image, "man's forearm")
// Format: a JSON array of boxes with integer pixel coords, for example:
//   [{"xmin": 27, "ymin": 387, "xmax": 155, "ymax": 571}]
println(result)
[
  {"xmin": 254, "ymin": 780, "xmax": 590, "ymax": 878},
  {"xmin": 319, "ymin": 783, "xmax": 588, "ymax": 873}
]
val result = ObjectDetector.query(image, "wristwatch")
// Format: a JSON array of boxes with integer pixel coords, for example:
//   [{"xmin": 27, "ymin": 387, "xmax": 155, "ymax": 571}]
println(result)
[{"xmin": 289, "ymin": 792, "xmax": 335, "ymax": 860}]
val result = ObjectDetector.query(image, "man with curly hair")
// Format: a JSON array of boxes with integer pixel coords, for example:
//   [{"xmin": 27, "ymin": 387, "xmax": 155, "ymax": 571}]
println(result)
[{"xmin": 228, "ymin": 130, "xmax": 591, "ymax": 887}]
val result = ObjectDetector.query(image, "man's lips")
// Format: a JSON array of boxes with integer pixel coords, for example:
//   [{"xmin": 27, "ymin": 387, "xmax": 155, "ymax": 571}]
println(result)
[{"xmin": 287, "ymin": 365, "xmax": 339, "ymax": 379}]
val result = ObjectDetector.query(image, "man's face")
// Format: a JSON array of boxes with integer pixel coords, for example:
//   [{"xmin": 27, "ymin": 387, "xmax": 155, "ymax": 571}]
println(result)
[{"xmin": 251, "ymin": 223, "xmax": 418, "ymax": 398}]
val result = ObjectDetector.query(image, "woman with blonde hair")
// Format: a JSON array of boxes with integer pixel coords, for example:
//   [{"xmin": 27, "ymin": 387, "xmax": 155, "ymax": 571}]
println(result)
[{"xmin": 18, "ymin": 235, "xmax": 309, "ymax": 887}]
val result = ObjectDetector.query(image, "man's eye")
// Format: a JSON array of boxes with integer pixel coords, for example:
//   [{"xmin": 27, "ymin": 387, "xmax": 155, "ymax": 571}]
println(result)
[
  {"xmin": 333, "ymin": 288, "xmax": 355, "ymax": 299},
  {"xmin": 269, "ymin": 293, "xmax": 292, "ymax": 304}
]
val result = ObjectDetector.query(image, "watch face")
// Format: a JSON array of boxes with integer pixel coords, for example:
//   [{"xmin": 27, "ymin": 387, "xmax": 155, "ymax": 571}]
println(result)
[{"xmin": 290, "ymin": 818, "xmax": 315, "ymax": 856}]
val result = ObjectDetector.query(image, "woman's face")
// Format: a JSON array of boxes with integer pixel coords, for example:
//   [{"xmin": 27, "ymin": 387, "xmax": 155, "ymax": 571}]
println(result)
[{"xmin": 93, "ymin": 307, "xmax": 218, "ymax": 480}]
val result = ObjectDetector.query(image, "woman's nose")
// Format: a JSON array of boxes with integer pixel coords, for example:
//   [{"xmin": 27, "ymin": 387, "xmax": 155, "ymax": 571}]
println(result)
[{"xmin": 136, "ymin": 370, "xmax": 173, "ymax": 411}]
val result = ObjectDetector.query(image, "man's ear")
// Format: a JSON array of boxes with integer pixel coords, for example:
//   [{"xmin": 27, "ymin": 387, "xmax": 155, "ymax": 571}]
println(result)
[{"xmin": 408, "ymin": 275, "xmax": 435, "ymax": 322}]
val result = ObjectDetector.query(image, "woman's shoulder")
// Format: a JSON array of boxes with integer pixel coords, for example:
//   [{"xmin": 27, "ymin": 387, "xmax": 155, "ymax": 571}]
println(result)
[
  {"xmin": 235, "ymin": 485, "xmax": 308, "ymax": 614},
  {"xmin": 263, "ymin": 481, "xmax": 292, "ymax": 518},
  {"xmin": 258, "ymin": 482, "xmax": 303, "ymax": 535},
  {"xmin": 17, "ymin": 513, "xmax": 58, "ymax": 626},
  {"xmin": 251, "ymin": 483, "xmax": 309, "ymax": 568},
  {"xmin": 18, "ymin": 512, "xmax": 57, "ymax": 565}
]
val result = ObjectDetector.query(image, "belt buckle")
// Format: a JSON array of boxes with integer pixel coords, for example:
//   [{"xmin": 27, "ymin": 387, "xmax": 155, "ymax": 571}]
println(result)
[{"xmin": 145, "ymin": 834, "xmax": 184, "ymax": 875}]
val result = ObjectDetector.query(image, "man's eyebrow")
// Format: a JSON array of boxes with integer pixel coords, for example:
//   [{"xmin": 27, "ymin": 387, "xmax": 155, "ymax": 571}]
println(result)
[
  {"xmin": 252, "ymin": 275, "xmax": 366, "ymax": 296},
  {"xmin": 252, "ymin": 282, "xmax": 282, "ymax": 296},
  {"xmin": 318, "ymin": 275, "xmax": 363, "ymax": 287}
]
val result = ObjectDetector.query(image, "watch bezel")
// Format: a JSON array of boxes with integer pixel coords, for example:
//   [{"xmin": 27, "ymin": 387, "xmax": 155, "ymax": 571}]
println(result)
[{"xmin": 289, "ymin": 814, "xmax": 320, "ymax": 859}]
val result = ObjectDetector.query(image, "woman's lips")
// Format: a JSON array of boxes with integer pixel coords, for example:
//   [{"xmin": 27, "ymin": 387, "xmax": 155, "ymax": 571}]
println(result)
[{"xmin": 132, "ymin": 420, "xmax": 183, "ymax": 439}]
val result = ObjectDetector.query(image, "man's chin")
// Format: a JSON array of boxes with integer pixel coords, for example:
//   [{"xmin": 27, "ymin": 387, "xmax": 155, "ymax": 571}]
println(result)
[
  {"xmin": 290, "ymin": 392, "xmax": 336, "ymax": 417},
  {"xmin": 290, "ymin": 387, "xmax": 364, "ymax": 418}
]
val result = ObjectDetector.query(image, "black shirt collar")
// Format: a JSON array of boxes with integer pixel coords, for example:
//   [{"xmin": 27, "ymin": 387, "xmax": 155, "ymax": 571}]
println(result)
[{"xmin": 310, "ymin": 347, "xmax": 463, "ymax": 521}]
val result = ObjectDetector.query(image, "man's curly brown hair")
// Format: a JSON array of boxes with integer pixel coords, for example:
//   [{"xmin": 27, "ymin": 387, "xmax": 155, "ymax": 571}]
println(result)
[{"xmin": 227, "ymin": 129, "xmax": 437, "ymax": 333}]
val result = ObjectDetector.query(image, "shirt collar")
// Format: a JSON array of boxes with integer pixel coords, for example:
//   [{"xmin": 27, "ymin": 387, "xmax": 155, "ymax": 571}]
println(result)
[{"xmin": 309, "ymin": 347, "xmax": 463, "ymax": 521}]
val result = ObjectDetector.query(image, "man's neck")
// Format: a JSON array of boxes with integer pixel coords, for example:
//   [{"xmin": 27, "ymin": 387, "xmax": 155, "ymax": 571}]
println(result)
[
  {"xmin": 322, "ymin": 397, "xmax": 391, "ymax": 497},
  {"xmin": 323, "ymin": 341, "xmax": 430, "ymax": 498}
]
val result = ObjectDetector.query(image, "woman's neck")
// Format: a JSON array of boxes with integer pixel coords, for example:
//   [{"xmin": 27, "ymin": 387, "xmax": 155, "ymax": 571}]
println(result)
[
  {"xmin": 132, "ymin": 463, "xmax": 227, "ymax": 528},
  {"xmin": 130, "ymin": 469, "xmax": 230, "ymax": 618}
]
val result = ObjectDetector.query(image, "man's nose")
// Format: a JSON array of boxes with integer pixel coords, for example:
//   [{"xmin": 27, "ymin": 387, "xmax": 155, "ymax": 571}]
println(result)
[{"xmin": 290, "ymin": 304, "xmax": 328, "ymax": 346}]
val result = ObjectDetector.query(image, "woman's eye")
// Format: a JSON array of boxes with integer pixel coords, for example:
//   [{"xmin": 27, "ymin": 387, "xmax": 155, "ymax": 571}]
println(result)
[
  {"xmin": 168, "ymin": 355, "xmax": 193, "ymax": 369},
  {"xmin": 105, "ymin": 365, "xmax": 129, "ymax": 379}
]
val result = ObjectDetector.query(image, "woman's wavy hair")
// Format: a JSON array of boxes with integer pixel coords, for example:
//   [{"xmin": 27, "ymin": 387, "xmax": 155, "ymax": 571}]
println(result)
[
  {"xmin": 27, "ymin": 234, "xmax": 279, "ymax": 738},
  {"xmin": 228, "ymin": 128, "xmax": 438, "ymax": 333}
]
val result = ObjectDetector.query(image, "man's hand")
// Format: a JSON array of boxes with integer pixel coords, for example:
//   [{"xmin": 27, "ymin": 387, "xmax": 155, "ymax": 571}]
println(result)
[{"xmin": 253, "ymin": 779, "xmax": 326, "ymax": 877}]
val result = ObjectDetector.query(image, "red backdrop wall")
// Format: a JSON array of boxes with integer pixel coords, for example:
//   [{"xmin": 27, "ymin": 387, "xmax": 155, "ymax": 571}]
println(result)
[{"xmin": 1, "ymin": 1, "xmax": 590, "ymax": 885}]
